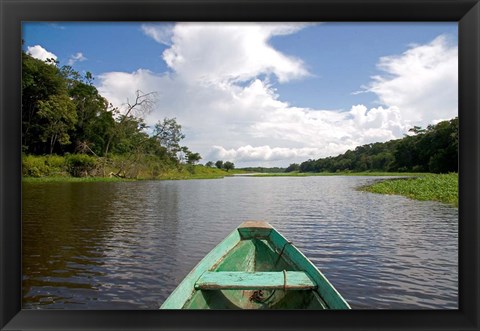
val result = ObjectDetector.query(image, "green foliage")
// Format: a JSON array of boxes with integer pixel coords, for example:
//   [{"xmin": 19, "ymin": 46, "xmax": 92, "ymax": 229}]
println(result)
[
  {"xmin": 239, "ymin": 167, "xmax": 287, "ymax": 173},
  {"xmin": 21, "ymin": 51, "xmax": 203, "ymax": 179},
  {"xmin": 68, "ymin": 79, "xmax": 111, "ymax": 155},
  {"xmin": 154, "ymin": 164, "xmax": 243, "ymax": 180},
  {"xmin": 285, "ymin": 163, "xmax": 300, "ymax": 172},
  {"xmin": 300, "ymin": 118, "xmax": 458, "ymax": 174},
  {"xmin": 22, "ymin": 155, "xmax": 50, "ymax": 177},
  {"xmin": 223, "ymin": 161, "xmax": 235, "ymax": 172},
  {"xmin": 186, "ymin": 151, "xmax": 202, "ymax": 165},
  {"xmin": 214, "ymin": 160, "xmax": 235, "ymax": 171},
  {"xmin": 22, "ymin": 52, "xmax": 71, "ymax": 154},
  {"xmin": 215, "ymin": 160, "xmax": 224, "ymax": 169},
  {"xmin": 110, "ymin": 115, "xmax": 149, "ymax": 155},
  {"xmin": 360, "ymin": 173, "xmax": 458, "ymax": 207},
  {"xmin": 37, "ymin": 94, "xmax": 78, "ymax": 153},
  {"xmin": 23, "ymin": 176, "xmax": 131, "ymax": 183},
  {"xmin": 65, "ymin": 154, "xmax": 98, "ymax": 177},
  {"xmin": 22, "ymin": 155, "xmax": 67, "ymax": 177},
  {"xmin": 153, "ymin": 117, "xmax": 186, "ymax": 159}
]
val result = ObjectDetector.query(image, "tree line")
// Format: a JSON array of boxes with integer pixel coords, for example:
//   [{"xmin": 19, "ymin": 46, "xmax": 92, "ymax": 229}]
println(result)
[
  {"xmin": 292, "ymin": 117, "xmax": 458, "ymax": 174},
  {"xmin": 22, "ymin": 51, "xmax": 202, "ymax": 178},
  {"xmin": 204, "ymin": 160, "xmax": 235, "ymax": 172}
]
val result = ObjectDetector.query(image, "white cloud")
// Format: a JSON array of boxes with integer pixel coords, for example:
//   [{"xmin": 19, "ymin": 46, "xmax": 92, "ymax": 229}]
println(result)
[
  {"xmin": 26, "ymin": 45, "xmax": 57, "ymax": 63},
  {"xmin": 48, "ymin": 23, "xmax": 66, "ymax": 30},
  {"xmin": 96, "ymin": 25, "xmax": 457, "ymax": 167},
  {"xmin": 365, "ymin": 35, "xmax": 458, "ymax": 127},
  {"xmin": 209, "ymin": 145, "xmax": 320, "ymax": 163},
  {"xmin": 141, "ymin": 23, "xmax": 174, "ymax": 45},
  {"xmin": 161, "ymin": 23, "xmax": 310, "ymax": 84},
  {"xmin": 97, "ymin": 69, "xmax": 160, "ymax": 106},
  {"xmin": 67, "ymin": 52, "xmax": 87, "ymax": 66}
]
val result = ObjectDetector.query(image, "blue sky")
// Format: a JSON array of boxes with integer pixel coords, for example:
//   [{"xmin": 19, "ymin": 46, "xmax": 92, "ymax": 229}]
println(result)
[{"xmin": 22, "ymin": 22, "xmax": 458, "ymax": 167}]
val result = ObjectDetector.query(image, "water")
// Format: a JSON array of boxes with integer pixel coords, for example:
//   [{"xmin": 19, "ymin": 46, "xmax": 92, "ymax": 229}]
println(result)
[{"xmin": 22, "ymin": 176, "xmax": 458, "ymax": 309}]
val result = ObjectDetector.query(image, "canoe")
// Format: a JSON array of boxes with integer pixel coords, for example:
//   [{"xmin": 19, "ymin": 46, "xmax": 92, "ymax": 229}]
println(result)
[{"xmin": 160, "ymin": 221, "xmax": 350, "ymax": 309}]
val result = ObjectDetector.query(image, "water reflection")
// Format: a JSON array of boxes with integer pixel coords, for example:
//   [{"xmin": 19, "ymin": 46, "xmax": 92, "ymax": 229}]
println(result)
[
  {"xmin": 23, "ymin": 183, "xmax": 118, "ymax": 307},
  {"xmin": 22, "ymin": 176, "xmax": 458, "ymax": 309}
]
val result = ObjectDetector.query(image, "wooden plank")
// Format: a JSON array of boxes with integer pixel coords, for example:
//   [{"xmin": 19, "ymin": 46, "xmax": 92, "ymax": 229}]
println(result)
[
  {"xmin": 160, "ymin": 229, "xmax": 242, "ymax": 309},
  {"xmin": 268, "ymin": 228, "xmax": 351, "ymax": 309},
  {"xmin": 195, "ymin": 271, "xmax": 317, "ymax": 290},
  {"xmin": 237, "ymin": 221, "xmax": 273, "ymax": 239},
  {"xmin": 238, "ymin": 221, "xmax": 272, "ymax": 229}
]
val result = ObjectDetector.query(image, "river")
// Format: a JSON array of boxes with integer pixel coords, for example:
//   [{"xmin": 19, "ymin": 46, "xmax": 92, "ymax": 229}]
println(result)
[{"xmin": 22, "ymin": 176, "xmax": 458, "ymax": 309}]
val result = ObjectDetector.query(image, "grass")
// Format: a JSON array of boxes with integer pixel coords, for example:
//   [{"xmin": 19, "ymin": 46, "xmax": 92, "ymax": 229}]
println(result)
[
  {"xmin": 22, "ymin": 165, "xmax": 246, "ymax": 182},
  {"xmin": 154, "ymin": 166, "xmax": 244, "ymax": 180},
  {"xmin": 22, "ymin": 154, "xmax": 247, "ymax": 182},
  {"xmin": 22, "ymin": 176, "xmax": 135, "ymax": 183},
  {"xmin": 359, "ymin": 173, "xmax": 458, "ymax": 207}
]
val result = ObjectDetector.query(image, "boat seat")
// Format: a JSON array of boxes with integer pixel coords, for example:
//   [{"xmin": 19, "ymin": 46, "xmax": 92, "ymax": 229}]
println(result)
[{"xmin": 194, "ymin": 271, "xmax": 317, "ymax": 290}]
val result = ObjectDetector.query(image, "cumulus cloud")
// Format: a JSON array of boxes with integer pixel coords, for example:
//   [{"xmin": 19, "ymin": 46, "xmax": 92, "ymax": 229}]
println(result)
[
  {"xmin": 97, "ymin": 69, "xmax": 166, "ymax": 110},
  {"xmin": 210, "ymin": 145, "xmax": 320, "ymax": 163},
  {"xmin": 141, "ymin": 23, "xmax": 174, "ymax": 45},
  {"xmin": 67, "ymin": 52, "xmax": 87, "ymax": 66},
  {"xmin": 365, "ymin": 35, "xmax": 458, "ymax": 127},
  {"xmin": 161, "ymin": 23, "xmax": 310, "ymax": 84},
  {"xmin": 96, "ymin": 24, "xmax": 457, "ymax": 167},
  {"xmin": 27, "ymin": 45, "xmax": 57, "ymax": 63}
]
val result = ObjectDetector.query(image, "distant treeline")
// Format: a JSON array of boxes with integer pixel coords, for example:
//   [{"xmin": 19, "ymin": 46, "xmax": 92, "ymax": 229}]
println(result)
[
  {"xmin": 294, "ymin": 117, "xmax": 458, "ymax": 174},
  {"xmin": 240, "ymin": 167, "xmax": 286, "ymax": 173}
]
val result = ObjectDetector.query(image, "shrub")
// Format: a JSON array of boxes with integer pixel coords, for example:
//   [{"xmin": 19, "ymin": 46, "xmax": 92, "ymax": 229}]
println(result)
[
  {"xmin": 65, "ymin": 154, "xmax": 98, "ymax": 177},
  {"xmin": 45, "ymin": 155, "xmax": 65, "ymax": 168},
  {"xmin": 22, "ymin": 155, "xmax": 49, "ymax": 177}
]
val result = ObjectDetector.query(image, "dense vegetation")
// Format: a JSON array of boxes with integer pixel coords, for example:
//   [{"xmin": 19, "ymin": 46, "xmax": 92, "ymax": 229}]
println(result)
[
  {"xmin": 359, "ymin": 173, "xmax": 458, "ymax": 207},
  {"xmin": 239, "ymin": 166, "xmax": 287, "ymax": 173},
  {"xmin": 21, "ymin": 52, "xmax": 236, "ymax": 179},
  {"xmin": 295, "ymin": 118, "xmax": 458, "ymax": 174}
]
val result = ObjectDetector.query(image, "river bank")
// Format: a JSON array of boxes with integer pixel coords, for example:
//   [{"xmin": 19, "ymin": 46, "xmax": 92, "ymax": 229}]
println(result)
[
  {"xmin": 22, "ymin": 165, "xmax": 246, "ymax": 183},
  {"xmin": 358, "ymin": 173, "xmax": 458, "ymax": 207}
]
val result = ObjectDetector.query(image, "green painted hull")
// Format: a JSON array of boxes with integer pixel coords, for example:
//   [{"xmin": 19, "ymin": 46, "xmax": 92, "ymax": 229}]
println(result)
[{"xmin": 160, "ymin": 221, "xmax": 350, "ymax": 309}]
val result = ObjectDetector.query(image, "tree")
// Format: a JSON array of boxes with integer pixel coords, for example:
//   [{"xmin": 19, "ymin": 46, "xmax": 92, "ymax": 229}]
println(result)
[
  {"xmin": 22, "ymin": 52, "xmax": 69, "ymax": 153},
  {"xmin": 285, "ymin": 163, "xmax": 300, "ymax": 172},
  {"xmin": 37, "ymin": 94, "xmax": 77, "ymax": 154},
  {"xmin": 152, "ymin": 117, "xmax": 186, "ymax": 161},
  {"xmin": 186, "ymin": 151, "xmax": 202, "ymax": 165},
  {"xmin": 296, "ymin": 118, "xmax": 458, "ymax": 174},
  {"xmin": 104, "ymin": 90, "xmax": 157, "ymax": 157},
  {"xmin": 205, "ymin": 161, "xmax": 214, "ymax": 167},
  {"xmin": 215, "ymin": 160, "xmax": 224, "ymax": 169},
  {"xmin": 223, "ymin": 161, "xmax": 235, "ymax": 172},
  {"xmin": 67, "ymin": 77, "xmax": 112, "ymax": 156},
  {"xmin": 409, "ymin": 126, "xmax": 427, "ymax": 135}
]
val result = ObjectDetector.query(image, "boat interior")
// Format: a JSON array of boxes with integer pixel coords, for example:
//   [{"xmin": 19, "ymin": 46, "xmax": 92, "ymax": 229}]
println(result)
[{"xmin": 182, "ymin": 237, "xmax": 327, "ymax": 309}]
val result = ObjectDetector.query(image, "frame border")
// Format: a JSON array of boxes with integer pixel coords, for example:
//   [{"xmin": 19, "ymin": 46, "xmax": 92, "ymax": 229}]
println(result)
[{"xmin": 1, "ymin": 0, "xmax": 479, "ymax": 330}]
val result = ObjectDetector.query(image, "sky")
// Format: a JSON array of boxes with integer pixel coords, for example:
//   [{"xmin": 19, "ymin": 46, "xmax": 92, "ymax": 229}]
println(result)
[{"xmin": 22, "ymin": 22, "xmax": 458, "ymax": 167}]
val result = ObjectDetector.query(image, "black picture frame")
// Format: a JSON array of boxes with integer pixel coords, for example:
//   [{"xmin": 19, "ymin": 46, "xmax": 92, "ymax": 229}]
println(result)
[{"xmin": 1, "ymin": 0, "xmax": 479, "ymax": 330}]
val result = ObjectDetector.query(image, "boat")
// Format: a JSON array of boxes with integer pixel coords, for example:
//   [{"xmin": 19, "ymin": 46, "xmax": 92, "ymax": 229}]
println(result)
[{"xmin": 160, "ymin": 221, "xmax": 351, "ymax": 309}]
